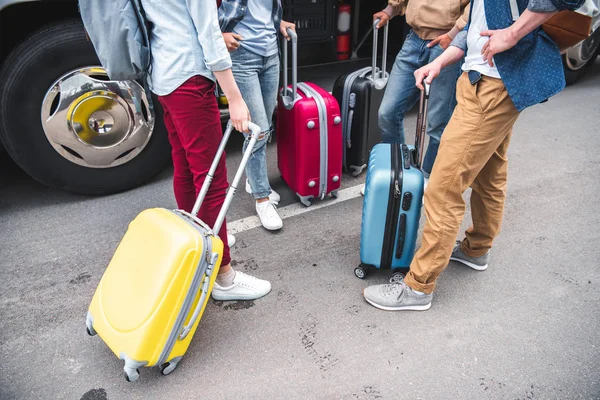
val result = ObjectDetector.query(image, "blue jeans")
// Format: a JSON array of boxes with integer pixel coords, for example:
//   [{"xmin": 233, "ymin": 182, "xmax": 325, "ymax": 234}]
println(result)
[
  {"xmin": 378, "ymin": 30, "xmax": 461, "ymax": 175},
  {"xmin": 230, "ymin": 47, "xmax": 280, "ymax": 199}
]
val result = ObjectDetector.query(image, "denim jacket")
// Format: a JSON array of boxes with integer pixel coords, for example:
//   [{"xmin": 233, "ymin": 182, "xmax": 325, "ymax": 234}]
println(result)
[
  {"xmin": 218, "ymin": 0, "xmax": 283, "ymax": 33},
  {"xmin": 450, "ymin": 0, "xmax": 586, "ymax": 111}
]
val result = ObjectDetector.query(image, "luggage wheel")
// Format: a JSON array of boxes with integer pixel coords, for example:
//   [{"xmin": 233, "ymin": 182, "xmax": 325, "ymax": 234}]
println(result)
[
  {"xmin": 390, "ymin": 272, "xmax": 405, "ymax": 284},
  {"xmin": 123, "ymin": 366, "xmax": 140, "ymax": 382},
  {"xmin": 159, "ymin": 359, "xmax": 180, "ymax": 376},
  {"xmin": 354, "ymin": 266, "xmax": 367, "ymax": 279},
  {"xmin": 350, "ymin": 164, "xmax": 366, "ymax": 177},
  {"xmin": 85, "ymin": 319, "xmax": 97, "ymax": 337},
  {"xmin": 297, "ymin": 193, "xmax": 313, "ymax": 207},
  {"xmin": 85, "ymin": 313, "xmax": 96, "ymax": 336},
  {"xmin": 330, "ymin": 190, "xmax": 339, "ymax": 199}
]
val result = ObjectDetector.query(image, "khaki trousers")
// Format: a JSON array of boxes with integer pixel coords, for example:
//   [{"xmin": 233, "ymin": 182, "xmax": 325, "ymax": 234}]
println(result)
[{"xmin": 404, "ymin": 72, "xmax": 521, "ymax": 294}]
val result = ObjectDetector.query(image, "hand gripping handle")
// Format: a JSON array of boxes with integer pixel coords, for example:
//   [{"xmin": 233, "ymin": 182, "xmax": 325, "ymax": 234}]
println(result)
[
  {"xmin": 191, "ymin": 121, "xmax": 261, "ymax": 235},
  {"xmin": 370, "ymin": 19, "xmax": 390, "ymax": 89}
]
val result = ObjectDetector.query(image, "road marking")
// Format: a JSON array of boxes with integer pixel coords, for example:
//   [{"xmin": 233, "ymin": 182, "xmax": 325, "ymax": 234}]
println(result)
[{"xmin": 227, "ymin": 184, "xmax": 364, "ymax": 234}]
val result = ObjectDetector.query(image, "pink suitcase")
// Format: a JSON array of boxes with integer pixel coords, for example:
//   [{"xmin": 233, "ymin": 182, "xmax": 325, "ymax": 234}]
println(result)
[{"xmin": 276, "ymin": 29, "xmax": 343, "ymax": 207}]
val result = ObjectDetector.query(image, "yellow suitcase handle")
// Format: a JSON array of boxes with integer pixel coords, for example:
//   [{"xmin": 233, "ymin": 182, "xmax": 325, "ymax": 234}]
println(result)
[{"xmin": 190, "ymin": 121, "xmax": 261, "ymax": 235}]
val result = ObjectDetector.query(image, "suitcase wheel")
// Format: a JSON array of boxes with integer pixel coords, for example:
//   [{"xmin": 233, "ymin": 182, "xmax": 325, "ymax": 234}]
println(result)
[
  {"xmin": 297, "ymin": 194, "xmax": 313, "ymax": 207},
  {"xmin": 159, "ymin": 361, "xmax": 179, "ymax": 376},
  {"xmin": 85, "ymin": 313, "xmax": 96, "ymax": 336},
  {"xmin": 86, "ymin": 326, "xmax": 96, "ymax": 336},
  {"xmin": 354, "ymin": 266, "xmax": 367, "ymax": 279},
  {"xmin": 124, "ymin": 367, "xmax": 140, "ymax": 382},
  {"xmin": 390, "ymin": 272, "xmax": 405, "ymax": 284}
]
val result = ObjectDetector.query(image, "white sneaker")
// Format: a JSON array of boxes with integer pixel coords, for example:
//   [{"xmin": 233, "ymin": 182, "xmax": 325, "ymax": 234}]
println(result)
[
  {"xmin": 256, "ymin": 200, "xmax": 283, "ymax": 230},
  {"xmin": 246, "ymin": 179, "xmax": 280, "ymax": 205},
  {"xmin": 211, "ymin": 271, "xmax": 272, "ymax": 301},
  {"xmin": 227, "ymin": 233, "xmax": 236, "ymax": 247}
]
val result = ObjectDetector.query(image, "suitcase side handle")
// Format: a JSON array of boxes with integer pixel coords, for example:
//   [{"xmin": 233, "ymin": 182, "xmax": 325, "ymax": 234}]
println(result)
[
  {"xmin": 370, "ymin": 19, "xmax": 390, "ymax": 90},
  {"xmin": 191, "ymin": 121, "xmax": 261, "ymax": 236},
  {"xmin": 413, "ymin": 82, "xmax": 431, "ymax": 169},
  {"xmin": 179, "ymin": 252, "xmax": 220, "ymax": 341},
  {"xmin": 281, "ymin": 28, "xmax": 299, "ymax": 110}
]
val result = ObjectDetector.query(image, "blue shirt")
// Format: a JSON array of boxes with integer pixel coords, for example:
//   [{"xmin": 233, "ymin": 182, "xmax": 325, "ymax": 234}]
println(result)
[
  {"xmin": 140, "ymin": 0, "xmax": 232, "ymax": 96},
  {"xmin": 450, "ymin": 0, "xmax": 586, "ymax": 111},
  {"xmin": 218, "ymin": 0, "xmax": 283, "ymax": 41},
  {"xmin": 231, "ymin": 0, "xmax": 279, "ymax": 57}
]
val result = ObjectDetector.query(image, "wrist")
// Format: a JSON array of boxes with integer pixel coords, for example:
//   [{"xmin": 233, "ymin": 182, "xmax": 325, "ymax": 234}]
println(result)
[
  {"xmin": 432, "ymin": 57, "xmax": 445, "ymax": 70},
  {"xmin": 506, "ymin": 25, "xmax": 521, "ymax": 46},
  {"xmin": 383, "ymin": 5, "xmax": 395, "ymax": 18},
  {"xmin": 227, "ymin": 94, "xmax": 243, "ymax": 104}
]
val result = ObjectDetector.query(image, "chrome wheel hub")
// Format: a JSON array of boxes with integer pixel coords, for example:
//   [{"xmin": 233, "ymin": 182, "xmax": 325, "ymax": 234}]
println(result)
[
  {"xmin": 41, "ymin": 67, "xmax": 154, "ymax": 168},
  {"xmin": 565, "ymin": 28, "xmax": 600, "ymax": 71}
]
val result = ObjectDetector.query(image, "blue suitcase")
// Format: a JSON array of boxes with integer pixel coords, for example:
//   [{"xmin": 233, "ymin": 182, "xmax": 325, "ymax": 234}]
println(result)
[{"xmin": 355, "ymin": 84, "xmax": 430, "ymax": 279}]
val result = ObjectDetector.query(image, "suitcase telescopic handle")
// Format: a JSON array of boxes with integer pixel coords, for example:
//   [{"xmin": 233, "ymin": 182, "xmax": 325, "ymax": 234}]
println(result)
[
  {"xmin": 414, "ymin": 82, "xmax": 431, "ymax": 169},
  {"xmin": 281, "ymin": 28, "xmax": 298, "ymax": 110},
  {"xmin": 371, "ymin": 19, "xmax": 390, "ymax": 90},
  {"xmin": 191, "ymin": 121, "xmax": 261, "ymax": 236}
]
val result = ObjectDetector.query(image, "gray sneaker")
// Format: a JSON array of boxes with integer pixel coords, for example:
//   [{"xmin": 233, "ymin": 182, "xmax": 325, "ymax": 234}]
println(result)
[
  {"xmin": 450, "ymin": 240, "xmax": 489, "ymax": 271},
  {"xmin": 363, "ymin": 281, "xmax": 432, "ymax": 311}
]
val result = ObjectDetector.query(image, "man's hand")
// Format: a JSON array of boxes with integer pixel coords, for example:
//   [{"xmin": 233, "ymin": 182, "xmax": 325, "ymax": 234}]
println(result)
[
  {"xmin": 222, "ymin": 32, "xmax": 242, "ymax": 52},
  {"xmin": 428, "ymin": 33, "xmax": 452, "ymax": 50},
  {"xmin": 480, "ymin": 28, "xmax": 518, "ymax": 67},
  {"xmin": 414, "ymin": 61, "xmax": 442, "ymax": 90},
  {"xmin": 280, "ymin": 20, "xmax": 296, "ymax": 40},
  {"xmin": 479, "ymin": 9, "xmax": 557, "ymax": 66},
  {"xmin": 373, "ymin": 11, "xmax": 391, "ymax": 29}
]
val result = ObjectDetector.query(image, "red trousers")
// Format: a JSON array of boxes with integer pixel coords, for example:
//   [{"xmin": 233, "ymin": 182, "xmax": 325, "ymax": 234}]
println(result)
[{"xmin": 158, "ymin": 75, "xmax": 231, "ymax": 266}]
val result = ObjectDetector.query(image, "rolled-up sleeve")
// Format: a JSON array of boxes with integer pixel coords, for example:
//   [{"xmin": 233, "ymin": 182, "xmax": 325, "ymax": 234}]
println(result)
[
  {"xmin": 186, "ymin": 0, "xmax": 232, "ymax": 72},
  {"xmin": 455, "ymin": 2, "xmax": 471, "ymax": 31},
  {"xmin": 528, "ymin": 0, "xmax": 586, "ymax": 12},
  {"xmin": 450, "ymin": 28, "xmax": 468, "ymax": 51}
]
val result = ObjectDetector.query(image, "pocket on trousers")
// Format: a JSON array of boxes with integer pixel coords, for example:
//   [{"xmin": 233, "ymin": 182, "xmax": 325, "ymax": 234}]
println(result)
[
  {"xmin": 474, "ymin": 77, "xmax": 503, "ymax": 114},
  {"xmin": 193, "ymin": 75, "xmax": 216, "ymax": 98}
]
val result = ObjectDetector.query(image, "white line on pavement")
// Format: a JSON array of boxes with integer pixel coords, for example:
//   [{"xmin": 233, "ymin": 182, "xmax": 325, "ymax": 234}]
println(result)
[{"xmin": 227, "ymin": 184, "xmax": 364, "ymax": 235}]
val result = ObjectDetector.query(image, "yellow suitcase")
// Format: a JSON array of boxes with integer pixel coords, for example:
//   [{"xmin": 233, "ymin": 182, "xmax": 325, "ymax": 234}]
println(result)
[{"xmin": 85, "ymin": 121, "xmax": 260, "ymax": 382}]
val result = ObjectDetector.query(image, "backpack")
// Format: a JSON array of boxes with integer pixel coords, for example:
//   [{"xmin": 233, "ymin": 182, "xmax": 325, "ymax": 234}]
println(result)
[
  {"xmin": 78, "ymin": 0, "xmax": 152, "ymax": 83},
  {"xmin": 509, "ymin": 0, "xmax": 592, "ymax": 52}
]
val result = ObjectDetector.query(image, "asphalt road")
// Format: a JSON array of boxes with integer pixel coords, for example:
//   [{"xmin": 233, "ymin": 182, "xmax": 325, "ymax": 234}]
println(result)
[{"xmin": 1, "ymin": 59, "xmax": 599, "ymax": 400}]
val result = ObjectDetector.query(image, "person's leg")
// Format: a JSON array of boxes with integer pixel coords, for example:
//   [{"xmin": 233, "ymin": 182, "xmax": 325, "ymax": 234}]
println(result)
[
  {"xmin": 158, "ymin": 76, "xmax": 231, "ymax": 263},
  {"xmin": 159, "ymin": 75, "xmax": 271, "ymax": 300},
  {"xmin": 230, "ymin": 48, "xmax": 271, "ymax": 199},
  {"xmin": 450, "ymin": 129, "xmax": 513, "ymax": 270},
  {"xmin": 419, "ymin": 43, "xmax": 461, "ymax": 177},
  {"xmin": 230, "ymin": 47, "xmax": 282, "ymax": 230},
  {"xmin": 157, "ymin": 100, "xmax": 196, "ymax": 212},
  {"xmin": 363, "ymin": 73, "xmax": 520, "ymax": 310},
  {"xmin": 258, "ymin": 52, "xmax": 280, "ymax": 157},
  {"xmin": 378, "ymin": 30, "xmax": 426, "ymax": 144}
]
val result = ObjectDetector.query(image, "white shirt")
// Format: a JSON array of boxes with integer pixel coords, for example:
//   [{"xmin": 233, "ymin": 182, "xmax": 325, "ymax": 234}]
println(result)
[
  {"xmin": 462, "ymin": 0, "xmax": 502, "ymax": 79},
  {"xmin": 140, "ymin": 0, "xmax": 232, "ymax": 96}
]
